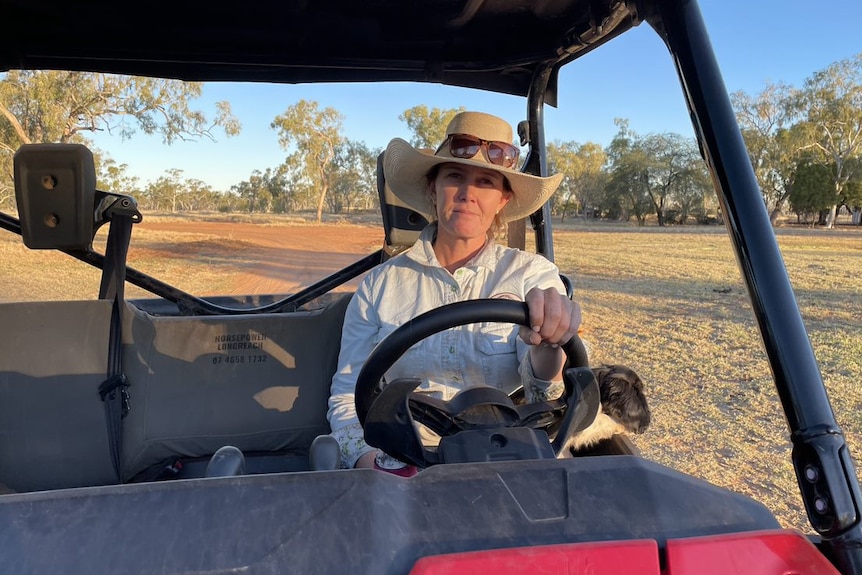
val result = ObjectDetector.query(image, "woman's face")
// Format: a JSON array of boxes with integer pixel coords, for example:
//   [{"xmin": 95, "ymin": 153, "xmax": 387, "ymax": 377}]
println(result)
[{"xmin": 431, "ymin": 163, "xmax": 512, "ymax": 243}]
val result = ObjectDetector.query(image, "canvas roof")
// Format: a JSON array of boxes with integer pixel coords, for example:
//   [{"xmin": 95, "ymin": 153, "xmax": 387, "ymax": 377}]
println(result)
[{"xmin": 0, "ymin": 0, "xmax": 641, "ymax": 101}]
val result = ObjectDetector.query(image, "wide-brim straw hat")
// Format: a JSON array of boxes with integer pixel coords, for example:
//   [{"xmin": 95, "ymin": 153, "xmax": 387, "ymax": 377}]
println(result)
[{"xmin": 383, "ymin": 111, "xmax": 564, "ymax": 223}]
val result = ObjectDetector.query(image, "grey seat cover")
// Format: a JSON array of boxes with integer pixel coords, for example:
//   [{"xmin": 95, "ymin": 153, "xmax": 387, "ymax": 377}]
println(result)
[
  {"xmin": 0, "ymin": 300, "xmax": 117, "ymax": 492},
  {"xmin": 121, "ymin": 294, "xmax": 351, "ymax": 480}
]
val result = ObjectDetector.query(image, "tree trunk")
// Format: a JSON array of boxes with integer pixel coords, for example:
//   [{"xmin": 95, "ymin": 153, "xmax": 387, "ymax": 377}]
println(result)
[
  {"xmin": 316, "ymin": 184, "xmax": 328, "ymax": 223},
  {"xmin": 769, "ymin": 207, "xmax": 782, "ymax": 226},
  {"xmin": 825, "ymin": 204, "xmax": 838, "ymax": 229}
]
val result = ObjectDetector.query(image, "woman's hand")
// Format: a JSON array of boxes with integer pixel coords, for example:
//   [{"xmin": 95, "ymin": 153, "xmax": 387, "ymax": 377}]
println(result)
[
  {"xmin": 519, "ymin": 286, "xmax": 581, "ymax": 347},
  {"xmin": 520, "ymin": 287, "xmax": 582, "ymax": 381}
]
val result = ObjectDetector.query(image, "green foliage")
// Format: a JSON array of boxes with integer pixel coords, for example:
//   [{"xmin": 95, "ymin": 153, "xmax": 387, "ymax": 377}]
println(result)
[
  {"xmin": 0, "ymin": 70, "xmax": 241, "ymax": 146},
  {"xmin": 642, "ymin": 132, "xmax": 705, "ymax": 226},
  {"xmin": 671, "ymin": 163, "xmax": 711, "ymax": 224},
  {"xmin": 601, "ymin": 120, "xmax": 710, "ymax": 225},
  {"xmin": 230, "ymin": 169, "xmax": 286, "ymax": 214},
  {"xmin": 271, "ymin": 100, "xmax": 345, "ymax": 222},
  {"xmin": 3, "ymin": 56, "xmax": 860, "ymax": 224},
  {"xmin": 398, "ymin": 105, "xmax": 466, "ymax": 149},
  {"xmin": 547, "ymin": 140, "xmax": 606, "ymax": 221},
  {"xmin": 730, "ymin": 55, "xmax": 862, "ymax": 227},
  {"xmin": 790, "ymin": 160, "xmax": 834, "ymax": 221},
  {"xmin": 731, "ymin": 82, "xmax": 799, "ymax": 221},
  {"xmin": 328, "ymin": 140, "xmax": 380, "ymax": 213},
  {"xmin": 789, "ymin": 53, "xmax": 862, "ymax": 226},
  {"xmin": 842, "ymin": 157, "xmax": 862, "ymax": 209},
  {"xmin": 265, "ymin": 101, "xmax": 380, "ymax": 218},
  {"xmin": 845, "ymin": 179, "xmax": 862, "ymax": 210},
  {"xmin": 603, "ymin": 119, "xmax": 651, "ymax": 223},
  {"xmin": 0, "ymin": 70, "xmax": 241, "ymax": 208},
  {"xmin": 95, "ymin": 154, "xmax": 142, "ymax": 197}
]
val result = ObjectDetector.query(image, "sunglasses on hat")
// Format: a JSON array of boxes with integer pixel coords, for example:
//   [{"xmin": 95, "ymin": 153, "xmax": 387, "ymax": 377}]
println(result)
[{"xmin": 437, "ymin": 133, "xmax": 520, "ymax": 169}]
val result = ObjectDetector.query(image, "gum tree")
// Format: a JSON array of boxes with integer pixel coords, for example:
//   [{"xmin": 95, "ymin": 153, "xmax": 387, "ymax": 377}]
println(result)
[
  {"xmin": 271, "ymin": 100, "xmax": 345, "ymax": 223},
  {"xmin": 791, "ymin": 54, "xmax": 862, "ymax": 228},
  {"xmin": 0, "ymin": 70, "xmax": 241, "ymax": 204},
  {"xmin": 547, "ymin": 140, "xmax": 606, "ymax": 222},
  {"xmin": 732, "ymin": 82, "xmax": 803, "ymax": 225},
  {"xmin": 399, "ymin": 105, "xmax": 466, "ymax": 149}
]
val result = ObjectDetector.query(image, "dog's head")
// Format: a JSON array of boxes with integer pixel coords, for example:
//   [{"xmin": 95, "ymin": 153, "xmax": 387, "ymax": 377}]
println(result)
[{"xmin": 592, "ymin": 364, "xmax": 651, "ymax": 434}]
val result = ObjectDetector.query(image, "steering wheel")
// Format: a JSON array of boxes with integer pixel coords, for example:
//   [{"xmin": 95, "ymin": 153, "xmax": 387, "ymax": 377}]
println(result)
[{"xmin": 355, "ymin": 299, "xmax": 600, "ymax": 468}]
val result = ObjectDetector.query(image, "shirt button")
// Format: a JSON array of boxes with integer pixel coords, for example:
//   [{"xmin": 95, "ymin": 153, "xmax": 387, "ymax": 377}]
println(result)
[{"xmin": 449, "ymin": 346, "xmax": 455, "ymax": 354}]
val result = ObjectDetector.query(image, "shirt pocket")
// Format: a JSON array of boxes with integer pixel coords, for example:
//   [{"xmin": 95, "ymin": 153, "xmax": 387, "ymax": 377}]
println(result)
[
  {"xmin": 373, "ymin": 324, "xmax": 427, "ymax": 385},
  {"xmin": 475, "ymin": 322, "xmax": 520, "ymax": 392}
]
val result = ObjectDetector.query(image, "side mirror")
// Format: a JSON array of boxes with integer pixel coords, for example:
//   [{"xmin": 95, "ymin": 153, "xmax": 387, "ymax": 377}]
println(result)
[{"xmin": 13, "ymin": 143, "xmax": 96, "ymax": 250}]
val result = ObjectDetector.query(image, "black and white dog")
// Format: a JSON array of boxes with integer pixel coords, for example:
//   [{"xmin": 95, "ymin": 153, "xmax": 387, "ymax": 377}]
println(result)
[{"xmin": 565, "ymin": 364, "xmax": 652, "ymax": 452}]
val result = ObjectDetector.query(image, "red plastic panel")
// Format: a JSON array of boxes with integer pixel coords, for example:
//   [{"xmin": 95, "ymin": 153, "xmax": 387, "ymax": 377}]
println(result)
[
  {"xmin": 410, "ymin": 530, "xmax": 840, "ymax": 575},
  {"xmin": 409, "ymin": 539, "xmax": 661, "ymax": 574},
  {"xmin": 665, "ymin": 529, "xmax": 841, "ymax": 574}
]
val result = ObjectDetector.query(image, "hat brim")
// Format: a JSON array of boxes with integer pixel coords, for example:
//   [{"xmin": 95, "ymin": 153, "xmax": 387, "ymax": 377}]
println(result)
[{"xmin": 383, "ymin": 138, "xmax": 563, "ymax": 223}]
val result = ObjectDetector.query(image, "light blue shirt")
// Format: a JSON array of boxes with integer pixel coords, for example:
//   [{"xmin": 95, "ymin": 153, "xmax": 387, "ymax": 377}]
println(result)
[{"xmin": 327, "ymin": 223, "xmax": 567, "ymax": 468}]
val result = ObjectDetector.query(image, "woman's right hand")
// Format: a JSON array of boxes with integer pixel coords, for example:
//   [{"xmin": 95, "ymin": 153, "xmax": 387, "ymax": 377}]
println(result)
[
  {"xmin": 519, "ymin": 286, "xmax": 581, "ymax": 381},
  {"xmin": 519, "ymin": 286, "xmax": 581, "ymax": 347}
]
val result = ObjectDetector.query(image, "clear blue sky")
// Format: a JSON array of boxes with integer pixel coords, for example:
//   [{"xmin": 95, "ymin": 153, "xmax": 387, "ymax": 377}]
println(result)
[{"xmin": 90, "ymin": 0, "xmax": 862, "ymax": 192}]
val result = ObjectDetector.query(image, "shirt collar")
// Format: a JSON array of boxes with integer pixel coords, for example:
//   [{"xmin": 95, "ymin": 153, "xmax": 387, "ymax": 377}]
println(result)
[{"xmin": 404, "ymin": 223, "xmax": 498, "ymax": 270}]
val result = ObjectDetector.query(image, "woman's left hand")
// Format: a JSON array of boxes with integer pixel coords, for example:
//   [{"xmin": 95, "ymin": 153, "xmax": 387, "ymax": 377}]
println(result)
[{"xmin": 519, "ymin": 286, "xmax": 581, "ymax": 347}]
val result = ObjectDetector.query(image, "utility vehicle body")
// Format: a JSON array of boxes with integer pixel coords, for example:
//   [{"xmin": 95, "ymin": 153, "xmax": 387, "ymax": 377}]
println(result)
[{"xmin": 1, "ymin": 1, "xmax": 861, "ymax": 574}]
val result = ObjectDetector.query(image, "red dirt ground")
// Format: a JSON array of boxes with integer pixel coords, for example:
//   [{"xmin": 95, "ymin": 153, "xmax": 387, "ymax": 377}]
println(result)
[{"xmin": 135, "ymin": 220, "xmax": 385, "ymax": 295}]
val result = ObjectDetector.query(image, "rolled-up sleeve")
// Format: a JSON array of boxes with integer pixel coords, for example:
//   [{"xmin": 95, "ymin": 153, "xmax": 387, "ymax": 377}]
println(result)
[
  {"xmin": 516, "ymin": 253, "xmax": 567, "ymax": 402},
  {"xmin": 519, "ymin": 351, "xmax": 565, "ymax": 402},
  {"xmin": 327, "ymin": 284, "xmax": 380, "ymax": 468}
]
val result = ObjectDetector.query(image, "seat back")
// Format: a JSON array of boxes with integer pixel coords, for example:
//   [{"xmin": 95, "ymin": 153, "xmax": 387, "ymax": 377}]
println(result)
[
  {"xmin": 377, "ymin": 151, "xmax": 434, "ymax": 256},
  {"xmin": 0, "ymin": 294, "xmax": 353, "ymax": 490},
  {"xmin": 0, "ymin": 300, "xmax": 117, "ymax": 492},
  {"xmin": 121, "ymin": 294, "xmax": 351, "ymax": 480}
]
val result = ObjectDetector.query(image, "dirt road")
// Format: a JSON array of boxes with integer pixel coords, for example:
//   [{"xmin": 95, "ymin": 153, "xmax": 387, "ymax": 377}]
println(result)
[{"xmin": 135, "ymin": 220, "xmax": 384, "ymax": 295}]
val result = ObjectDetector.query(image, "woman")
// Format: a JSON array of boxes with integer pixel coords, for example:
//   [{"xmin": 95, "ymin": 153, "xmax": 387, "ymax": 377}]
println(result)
[{"xmin": 327, "ymin": 111, "xmax": 581, "ymax": 471}]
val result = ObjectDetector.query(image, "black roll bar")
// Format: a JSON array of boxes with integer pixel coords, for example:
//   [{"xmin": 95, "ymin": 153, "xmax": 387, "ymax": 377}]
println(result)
[
  {"xmin": 649, "ymin": 0, "xmax": 862, "ymax": 572},
  {"xmin": 522, "ymin": 64, "xmax": 556, "ymax": 261}
]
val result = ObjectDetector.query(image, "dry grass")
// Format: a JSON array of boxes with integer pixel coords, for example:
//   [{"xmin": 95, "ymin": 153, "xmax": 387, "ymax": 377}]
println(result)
[
  {"xmin": 547, "ymin": 221, "xmax": 862, "ymax": 532},
  {"xmin": 1, "ymin": 213, "xmax": 860, "ymax": 533}
]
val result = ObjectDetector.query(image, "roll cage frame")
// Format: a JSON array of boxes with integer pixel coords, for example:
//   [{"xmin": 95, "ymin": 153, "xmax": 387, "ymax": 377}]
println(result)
[{"xmin": 1, "ymin": 0, "xmax": 861, "ymax": 572}]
